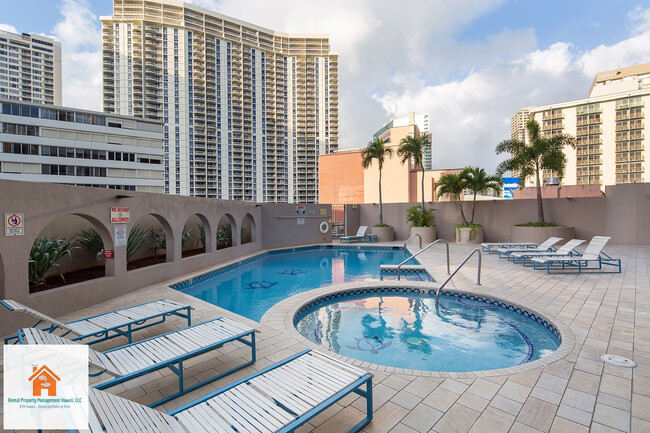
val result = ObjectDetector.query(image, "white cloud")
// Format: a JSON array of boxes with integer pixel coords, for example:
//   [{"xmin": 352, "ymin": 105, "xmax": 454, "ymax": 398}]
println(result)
[
  {"xmin": 627, "ymin": 5, "xmax": 650, "ymax": 35},
  {"xmin": 0, "ymin": 23, "xmax": 18, "ymax": 33},
  {"xmin": 52, "ymin": 0, "xmax": 102, "ymax": 110}
]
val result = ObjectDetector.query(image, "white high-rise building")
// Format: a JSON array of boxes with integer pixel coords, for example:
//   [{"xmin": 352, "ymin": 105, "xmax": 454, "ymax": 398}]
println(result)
[
  {"xmin": 101, "ymin": 0, "xmax": 339, "ymax": 202},
  {"xmin": 0, "ymin": 30, "xmax": 62, "ymax": 105}
]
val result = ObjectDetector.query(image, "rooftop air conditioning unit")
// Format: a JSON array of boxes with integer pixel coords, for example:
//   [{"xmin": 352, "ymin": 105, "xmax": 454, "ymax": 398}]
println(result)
[{"xmin": 546, "ymin": 177, "xmax": 560, "ymax": 186}]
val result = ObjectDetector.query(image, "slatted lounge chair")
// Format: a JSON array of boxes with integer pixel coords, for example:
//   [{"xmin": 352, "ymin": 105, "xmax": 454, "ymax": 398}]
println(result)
[
  {"xmin": 532, "ymin": 236, "xmax": 621, "ymax": 273},
  {"xmin": 18, "ymin": 317, "xmax": 255, "ymax": 408},
  {"xmin": 509, "ymin": 239, "xmax": 585, "ymax": 266},
  {"xmin": 481, "ymin": 240, "xmax": 537, "ymax": 254},
  {"xmin": 340, "ymin": 225, "xmax": 369, "ymax": 243},
  {"xmin": 496, "ymin": 237, "xmax": 563, "ymax": 259},
  {"xmin": 80, "ymin": 350, "xmax": 372, "ymax": 433},
  {"xmin": 2, "ymin": 298, "xmax": 192, "ymax": 345}
]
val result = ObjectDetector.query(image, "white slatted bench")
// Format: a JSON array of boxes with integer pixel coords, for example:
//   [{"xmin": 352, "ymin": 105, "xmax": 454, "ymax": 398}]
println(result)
[
  {"xmin": 82, "ymin": 350, "xmax": 372, "ymax": 433},
  {"xmin": 509, "ymin": 239, "xmax": 585, "ymax": 266},
  {"xmin": 18, "ymin": 317, "xmax": 255, "ymax": 408},
  {"xmin": 2, "ymin": 298, "xmax": 192, "ymax": 344},
  {"xmin": 531, "ymin": 236, "xmax": 621, "ymax": 274}
]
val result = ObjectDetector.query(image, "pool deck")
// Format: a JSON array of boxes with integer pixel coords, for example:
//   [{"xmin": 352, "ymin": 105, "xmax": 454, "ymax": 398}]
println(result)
[{"xmin": 2, "ymin": 242, "xmax": 649, "ymax": 433}]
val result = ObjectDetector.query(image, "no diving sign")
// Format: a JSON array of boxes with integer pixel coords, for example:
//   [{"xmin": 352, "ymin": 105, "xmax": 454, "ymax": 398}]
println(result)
[{"xmin": 5, "ymin": 213, "xmax": 24, "ymax": 236}]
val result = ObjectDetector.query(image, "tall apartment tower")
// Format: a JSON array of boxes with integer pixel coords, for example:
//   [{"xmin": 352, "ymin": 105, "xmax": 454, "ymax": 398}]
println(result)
[
  {"xmin": 0, "ymin": 30, "xmax": 62, "ymax": 105},
  {"xmin": 101, "ymin": 0, "xmax": 339, "ymax": 202},
  {"xmin": 518, "ymin": 63, "xmax": 650, "ymax": 187},
  {"xmin": 510, "ymin": 107, "xmax": 531, "ymax": 141}
]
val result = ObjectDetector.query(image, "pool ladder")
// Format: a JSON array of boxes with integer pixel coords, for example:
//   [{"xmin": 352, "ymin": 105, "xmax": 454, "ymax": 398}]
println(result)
[
  {"xmin": 435, "ymin": 248, "xmax": 482, "ymax": 305},
  {"xmin": 396, "ymin": 239, "xmax": 451, "ymax": 280}
]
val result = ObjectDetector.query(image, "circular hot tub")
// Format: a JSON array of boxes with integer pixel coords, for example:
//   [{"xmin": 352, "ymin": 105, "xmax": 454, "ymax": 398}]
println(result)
[{"xmin": 294, "ymin": 289, "xmax": 561, "ymax": 372}]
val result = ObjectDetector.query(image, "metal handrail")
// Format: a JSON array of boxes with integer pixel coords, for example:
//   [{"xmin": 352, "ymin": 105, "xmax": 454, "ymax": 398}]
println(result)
[
  {"xmin": 403, "ymin": 234, "xmax": 422, "ymax": 251},
  {"xmin": 397, "ymin": 239, "xmax": 450, "ymax": 280},
  {"xmin": 435, "ymin": 248, "xmax": 482, "ymax": 305}
]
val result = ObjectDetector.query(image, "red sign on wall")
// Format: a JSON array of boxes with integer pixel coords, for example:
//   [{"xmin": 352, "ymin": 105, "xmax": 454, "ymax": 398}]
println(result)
[{"xmin": 103, "ymin": 250, "xmax": 114, "ymax": 258}]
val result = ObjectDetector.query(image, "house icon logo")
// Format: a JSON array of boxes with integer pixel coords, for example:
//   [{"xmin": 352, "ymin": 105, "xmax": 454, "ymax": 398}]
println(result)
[{"xmin": 28, "ymin": 365, "xmax": 61, "ymax": 397}]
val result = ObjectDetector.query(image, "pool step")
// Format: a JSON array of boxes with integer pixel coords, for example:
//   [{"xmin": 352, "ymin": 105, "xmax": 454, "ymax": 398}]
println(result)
[{"xmin": 380, "ymin": 264, "xmax": 426, "ymax": 272}]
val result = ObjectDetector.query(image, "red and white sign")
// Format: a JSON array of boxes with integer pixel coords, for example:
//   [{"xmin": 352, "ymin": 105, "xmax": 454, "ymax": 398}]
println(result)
[
  {"xmin": 103, "ymin": 250, "xmax": 114, "ymax": 258},
  {"xmin": 110, "ymin": 207, "xmax": 130, "ymax": 224},
  {"xmin": 5, "ymin": 213, "xmax": 24, "ymax": 236}
]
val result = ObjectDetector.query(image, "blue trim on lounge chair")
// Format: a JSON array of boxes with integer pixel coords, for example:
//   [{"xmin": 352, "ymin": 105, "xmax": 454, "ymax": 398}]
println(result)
[
  {"xmin": 4, "ymin": 299, "xmax": 192, "ymax": 345},
  {"xmin": 532, "ymin": 252, "xmax": 622, "ymax": 274},
  {"xmin": 168, "ymin": 349, "xmax": 373, "ymax": 433},
  {"xmin": 482, "ymin": 242, "xmax": 537, "ymax": 254},
  {"xmin": 93, "ymin": 317, "xmax": 255, "ymax": 408}
]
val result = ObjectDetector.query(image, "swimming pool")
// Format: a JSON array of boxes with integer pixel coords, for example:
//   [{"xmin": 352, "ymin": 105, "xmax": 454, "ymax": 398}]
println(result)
[
  {"xmin": 294, "ymin": 289, "xmax": 561, "ymax": 372},
  {"xmin": 172, "ymin": 246, "xmax": 431, "ymax": 321}
]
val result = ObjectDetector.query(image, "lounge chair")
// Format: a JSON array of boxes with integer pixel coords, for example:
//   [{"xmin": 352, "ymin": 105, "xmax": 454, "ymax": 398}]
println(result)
[
  {"xmin": 2, "ymin": 298, "xmax": 192, "ymax": 344},
  {"xmin": 509, "ymin": 239, "xmax": 585, "ymax": 266},
  {"xmin": 532, "ymin": 236, "xmax": 621, "ymax": 273},
  {"xmin": 80, "ymin": 350, "xmax": 372, "ymax": 433},
  {"xmin": 18, "ymin": 317, "xmax": 255, "ymax": 407},
  {"xmin": 481, "ymin": 240, "xmax": 537, "ymax": 254},
  {"xmin": 340, "ymin": 225, "xmax": 369, "ymax": 243},
  {"xmin": 496, "ymin": 237, "xmax": 563, "ymax": 259}
]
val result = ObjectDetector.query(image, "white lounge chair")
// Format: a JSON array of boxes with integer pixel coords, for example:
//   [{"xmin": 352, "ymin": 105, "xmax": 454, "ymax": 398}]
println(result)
[
  {"xmin": 532, "ymin": 236, "xmax": 621, "ymax": 273},
  {"xmin": 2, "ymin": 298, "xmax": 192, "ymax": 344},
  {"xmin": 481, "ymin": 240, "xmax": 537, "ymax": 254},
  {"xmin": 80, "ymin": 350, "xmax": 373, "ymax": 433},
  {"xmin": 18, "ymin": 317, "xmax": 255, "ymax": 408},
  {"xmin": 496, "ymin": 237, "xmax": 563, "ymax": 259},
  {"xmin": 510, "ymin": 239, "xmax": 585, "ymax": 266},
  {"xmin": 340, "ymin": 225, "xmax": 369, "ymax": 243}
]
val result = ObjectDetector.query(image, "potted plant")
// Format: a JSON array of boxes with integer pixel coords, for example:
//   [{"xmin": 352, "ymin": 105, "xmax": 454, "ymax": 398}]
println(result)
[
  {"xmin": 496, "ymin": 119, "xmax": 576, "ymax": 243},
  {"xmin": 406, "ymin": 205, "xmax": 436, "ymax": 243},
  {"xmin": 435, "ymin": 167, "xmax": 502, "ymax": 244},
  {"xmin": 362, "ymin": 138, "xmax": 394, "ymax": 241},
  {"xmin": 457, "ymin": 166, "xmax": 503, "ymax": 244}
]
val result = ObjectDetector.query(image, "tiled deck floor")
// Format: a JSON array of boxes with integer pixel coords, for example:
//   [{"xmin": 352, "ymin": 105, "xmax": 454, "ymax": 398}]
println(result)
[{"xmin": 1, "ymin": 243, "xmax": 649, "ymax": 432}]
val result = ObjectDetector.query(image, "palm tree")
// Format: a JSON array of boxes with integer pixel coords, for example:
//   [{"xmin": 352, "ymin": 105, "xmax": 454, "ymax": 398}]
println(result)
[
  {"xmin": 435, "ymin": 172, "xmax": 468, "ymax": 224},
  {"xmin": 496, "ymin": 120, "xmax": 575, "ymax": 223},
  {"xmin": 460, "ymin": 166, "xmax": 503, "ymax": 225},
  {"xmin": 362, "ymin": 138, "xmax": 393, "ymax": 225},
  {"xmin": 397, "ymin": 133, "xmax": 431, "ymax": 220}
]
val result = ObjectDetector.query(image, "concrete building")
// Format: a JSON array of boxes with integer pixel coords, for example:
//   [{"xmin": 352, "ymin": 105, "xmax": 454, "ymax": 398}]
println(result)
[
  {"xmin": 101, "ymin": 0, "xmax": 339, "ymax": 202},
  {"xmin": 0, "ymin": 99, "xmax": 164, "ymax": 192},
  {"xmin": 320, "ymin": 113, "xmax": 460, "ymax": 205},
  {"xmin": 373, "ymin": 112, "xmax": 432, "ymax": 169},
  {"xmin": 0, "ymin": 29, "xmax": 62, "ymax": 105},
  {"xmin": 516, "ymin": 63, "xmax": 650, "ymax": 187},
  {"xmin": 510, "ymin": 107, "xmax": 531, "ymax": 141}
]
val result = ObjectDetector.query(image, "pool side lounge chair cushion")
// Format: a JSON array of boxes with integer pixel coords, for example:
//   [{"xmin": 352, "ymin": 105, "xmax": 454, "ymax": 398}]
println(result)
[
  {"xmin": 81, "ymin": 350, "xmax": 373, "ymax": 433},
  {"xmin": 340, "ymin": 225, "xmax": 369, "ymax": 243},
  {"xmin": 531, "ymin": 236, "xmax": 621, "ymax": 273},
  {"xmin": 509, "ymin": 239, "xmax": 585, "ymax": 266},
  {"xmin": 18, "ymin": 317, "xmax": 255, "ymax": 408},
  {"xmin": 2, "ymin": 298, "xmax": 192, "ymax": 344},
  {"xmin": 496, "ymin": 237, "xmax": 563, "ymax": 259}
]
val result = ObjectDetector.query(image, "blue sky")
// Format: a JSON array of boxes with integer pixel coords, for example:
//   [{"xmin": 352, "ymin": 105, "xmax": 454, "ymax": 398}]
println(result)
[{"xmin": 2, "ymin": 0, "xmax": 650, "ymax": 170}]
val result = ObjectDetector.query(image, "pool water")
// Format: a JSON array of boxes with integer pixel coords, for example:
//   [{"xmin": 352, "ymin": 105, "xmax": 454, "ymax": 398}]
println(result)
[
  {"xmin": 174, "ymin": 247, "xmax": 431, "ymax": 321},
  {"xmin": 295, "ymin": 290, "xmax": 561, "ymax": 372}
]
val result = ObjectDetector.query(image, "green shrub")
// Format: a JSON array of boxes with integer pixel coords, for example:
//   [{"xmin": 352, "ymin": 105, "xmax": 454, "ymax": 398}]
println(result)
[
  {"xmin": 217, "ymin": 224, "xmax": 232, "ymax": 249},
  {"xmin": 406, "ymin": 205, "xmax": 436, "ymax": 227},
  {"xmin": 77, "ymin": 226, "xmax": 149, "ymax": 261},
  {"xmin": 153, "ymin": 225, "xmax": 192, "ymax": 256},
  {"xmin": 374, "ymin": 223, "xmax": 391, "ymax": 228},
  {"xmin": 454, "ymin": 223, "xmax": 483, "ymax": 242},
  {"xmin": 29, "ymin": 236, "xmax": 79, "ymax": 286}
]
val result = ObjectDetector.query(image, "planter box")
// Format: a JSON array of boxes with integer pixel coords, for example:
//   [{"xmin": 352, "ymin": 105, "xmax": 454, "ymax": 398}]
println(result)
[
  {"xmin": 372, "ymin": 226, "xmax": 394, "ymax": 242},
  {"xmin": 455, "ymin": 226, "xmax": 484, "ymax": 244},
  {"xmin": 410, "ymin": 226, "xmax": 436, "ymax": 244},
  {"xmin": 511, "ymin": 226, "xmax": 575, "ymax": 245}
]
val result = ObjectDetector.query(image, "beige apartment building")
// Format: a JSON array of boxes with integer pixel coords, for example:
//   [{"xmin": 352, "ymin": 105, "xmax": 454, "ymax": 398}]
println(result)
[
  {"xmin": 101, "ymin": 0, "xmax": 339, "ymax": 202},
  {"xmin": 0, "ymin": 29, "xmax": 62, "ymax": 105},
  {"xmin": 515, "ymin": 63, "xmax": 650, "ymax": 187}
]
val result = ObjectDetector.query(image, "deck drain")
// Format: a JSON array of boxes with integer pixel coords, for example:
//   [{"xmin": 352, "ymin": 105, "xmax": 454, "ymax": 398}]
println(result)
[{"xmin": 600, "ymin": 354, "xmax": 636, "ymax": 368}]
